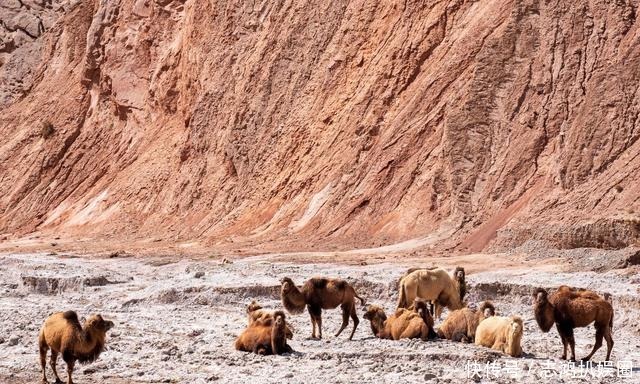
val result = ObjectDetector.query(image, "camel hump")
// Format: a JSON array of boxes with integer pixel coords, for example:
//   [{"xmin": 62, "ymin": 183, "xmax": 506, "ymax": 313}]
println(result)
[
  {"xmin": 62, "ymin": 310, "xmax": 83, "ymax": 330},
  {"xmin": 63, "ymin": 310, "xmax": 79, "ymax": 322},
  {"xmin": 333, "ymin": 279, "xmax": 347, "ymax": 290},
  {"xmin": 309, "ymin": 278, "xmax": 329, "ymax": 289}
]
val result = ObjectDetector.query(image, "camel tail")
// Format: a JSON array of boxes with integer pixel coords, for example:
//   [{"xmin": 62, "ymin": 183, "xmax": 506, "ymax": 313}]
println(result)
[
  {"xmin": 397, "ymin": 282, "xmax": 407, "ymax": 309},
  {"xmin": 354, "ymin": 293, "xmax": 366, "ymax": 307},
  {"xmin": 610, "ymin": 310, "xmax": 614, "ymax": 332},
  {"xmin": 606, "ymin": 295, "xmax": 614, "ymax": 332},
  {"xmin": 38, "ymin": 329, "xmax": 47, "ymax": 352}
]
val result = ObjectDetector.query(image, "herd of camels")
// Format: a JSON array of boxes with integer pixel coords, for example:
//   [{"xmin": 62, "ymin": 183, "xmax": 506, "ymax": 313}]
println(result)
[{"xmin": 37, "ymin": 266, "xmax": 614, "ymax": 384}]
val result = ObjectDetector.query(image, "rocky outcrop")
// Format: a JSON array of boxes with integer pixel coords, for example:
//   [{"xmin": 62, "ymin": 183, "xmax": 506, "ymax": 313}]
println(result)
[
  {"xmin": 0, "ymin": 0, "xmax": 638, "ymax": 253},
  {"xmin": 0, "ymin": 1, "xmax": 76, "ymax": 106}
]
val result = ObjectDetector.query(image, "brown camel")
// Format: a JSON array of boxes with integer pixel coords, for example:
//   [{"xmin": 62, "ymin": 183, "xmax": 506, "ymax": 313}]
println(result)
[
  {"xmin": 246, "ymin": 300, "xmax": 294, "ymax": 339},
  {"xmin": 533, "ymin": 286, "xmax": 614, "ymax": 361},
  {"xmin": 39, "ymin": 311, "xmax": 114, "ymax": 384},
  {"xmin": 280, "ymin": 277, "xmax": 366, "ymax": 340},
  {"xmin": 397, "ymin": 267, "xmax": 464, "ymax": 318},
  {"xmin": 437, "ymin": 301, "xmax": 495, "ymax": 343},
  {"xmin": 235, "ymin": 310, "xmax": 293, "ymax": 355},
  {"xmin": 363, "ymin": 299, "xmax": 437, "ymax": 340}
]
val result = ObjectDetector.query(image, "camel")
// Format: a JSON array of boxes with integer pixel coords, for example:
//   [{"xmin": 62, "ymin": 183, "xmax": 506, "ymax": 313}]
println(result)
[
  {"xmin": 533, "ymin": 286, "xmax": 614, "ymax": 361},
  {"xmin": 235, "ymin": 311, "xmax": 292, "ymax": 355},
  {"xmin": 246, "ymin": 300, "xmax": 294, "ymax": 339},
  {"xmin": 280, "ymin": 277, "xmax": 366, "ymax": 340},
  {"xmin": 363, "ymin": 299, "xmax": 437, "ymax": 340},
  {"xmin": 475, "ymin": 315, "xmax": 524, "ymax": 357},
  {"xmin": 402, "ymin": 266, "xmax": 467, "ymax": 305},
  {"xmin": 397, "ymin": 267, "xmax": 464, "ymax": 318},
  {"xmin": 38, "ymin": 311, "xmax": 114, "ymax": 384},
  {"xmin": 437, "ymin": 301, "xmax": 495, "ymax": 343}
]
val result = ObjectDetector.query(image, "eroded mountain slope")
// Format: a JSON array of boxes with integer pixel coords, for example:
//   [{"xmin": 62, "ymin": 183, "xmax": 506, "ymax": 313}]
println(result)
[{"xmin": 0, "ymin": 0, "xmax": 639, "ymax": 252}]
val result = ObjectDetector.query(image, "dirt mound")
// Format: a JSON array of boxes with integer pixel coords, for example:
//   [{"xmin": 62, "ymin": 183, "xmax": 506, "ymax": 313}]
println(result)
[
  {"xmin": 1, "ymin": 0, "xmax": 639, "ymax": 253},
  {"xmin": 21, "ymin": 274, "xmax": 124, "ymax": 294}
]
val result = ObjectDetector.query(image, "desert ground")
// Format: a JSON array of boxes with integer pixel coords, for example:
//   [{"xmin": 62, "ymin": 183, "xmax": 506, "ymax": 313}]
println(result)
[{"xmin": 0, "ymin": 249, "xmax": 638, "ymax": 384}]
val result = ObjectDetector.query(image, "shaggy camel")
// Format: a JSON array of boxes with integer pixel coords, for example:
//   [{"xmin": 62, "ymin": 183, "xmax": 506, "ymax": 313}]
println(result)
[
  {"xmin": 363, "ymin": 299, "xmax": 437, "ymax": 340},
  {"xmin": 533, "ymin": 286, "xmax": 614, "ymax": 361},
  {"xmin": 475, "ymin": 315, "xmax": 523, "ymax": 357},
  {"xmin": 235, "ymin": 310, "xmax": 293, "ymax": 355},
  {"xmin": 39, "ymin": 311, "xmax": 114, "ymax": 384},
  {"xmin": 246, "ymin": 300, "xmax": 294, "ymax": 339},
  {"xmin": 437, "ymin": 301, "xmax": 495, "ymax": 343},
  {"xmin": 280, "ymin": 277, "xmax": 366, "ymax": 340},
  {"xmin": 397, "ymin": 267, "xmax": 464, "ymax": 318}
]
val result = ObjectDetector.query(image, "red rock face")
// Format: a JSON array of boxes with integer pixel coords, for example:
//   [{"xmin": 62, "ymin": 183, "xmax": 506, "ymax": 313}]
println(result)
[{"xmin": 0, "ymin": 0, "xmax": 638, "ymax": 252}]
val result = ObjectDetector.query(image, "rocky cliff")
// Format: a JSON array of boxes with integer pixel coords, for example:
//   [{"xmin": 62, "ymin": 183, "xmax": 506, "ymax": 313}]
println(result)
[{"xmin": 1, "ymin": 0, "xmax": 639, "ymax": 253}]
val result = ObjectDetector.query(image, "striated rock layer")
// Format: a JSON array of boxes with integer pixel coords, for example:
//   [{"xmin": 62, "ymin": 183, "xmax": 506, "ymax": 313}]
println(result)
[{"xmin": 0, "ymin": 0, "xmax": 639, "ymax": 253}]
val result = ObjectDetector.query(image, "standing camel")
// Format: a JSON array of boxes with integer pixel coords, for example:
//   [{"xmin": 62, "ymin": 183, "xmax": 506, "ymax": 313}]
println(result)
[
  {"xmin": 533, "ymin": 286, "xmax": 614, "ymax": 361},
  {"xmin": 280, "ymin": 277, "xmax": 366, "ymax": 340}
]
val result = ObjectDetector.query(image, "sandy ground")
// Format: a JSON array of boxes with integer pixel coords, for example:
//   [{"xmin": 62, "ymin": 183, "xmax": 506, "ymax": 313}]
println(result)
[{"xmin": 0, "ymin": 252, "xmax": 639, "ymax": 384}]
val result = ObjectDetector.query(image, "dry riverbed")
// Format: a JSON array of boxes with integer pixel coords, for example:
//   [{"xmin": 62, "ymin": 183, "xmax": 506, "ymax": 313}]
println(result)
[{"xmin": 0, "ymin": 253, "xmax": 639, "ymax": 383}]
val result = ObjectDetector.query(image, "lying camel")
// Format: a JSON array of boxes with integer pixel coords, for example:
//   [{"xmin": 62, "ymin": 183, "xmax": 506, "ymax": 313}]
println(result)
[
  {"xmin": 280, "ymin": 277, "xmax": 365, "ymax": 340},
  {"xmin": 533, "ymin": 286, "xmax": 613, "ymax": 361},
  {"xmin": 475, "ymin": 315, "xmax": 523, "ymax": 357},
  {"xmin": 397, "ymin": 267, "xmax": 464, "ymax": 318},
  {"xmin": 235, "ymin": 311, "xmax": 293, "ymax": 355},
  {"xmin": 437, "ymin": 301, "xmax": 495, "ymax": 343},
  {"xmin": 246, "ymin": 300, "xmax": 293, "ymax": 339},
  {"xmin": 39, "ymin": 311, "xmax": 114, "ymax": 384},
  {"xmin": 363, "ymin": 299, "xmax": 437, "ymax": 340}
]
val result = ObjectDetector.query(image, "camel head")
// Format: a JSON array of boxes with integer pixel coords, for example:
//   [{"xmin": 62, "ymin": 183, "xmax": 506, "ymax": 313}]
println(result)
[
  {"xmin": 362, "ymin": 305, "xmax": 386, "ymax": 322},
  {"xmin": 534, "ymin": 288, "xmax": 548, "ymax": 304},
  {"xmin": 363, "ymin": 304, "xmax": 386, "ymax": 336},
  {"xmin": 510, "ymin": 317, "xmax": 522, "ymax": 335},
  {"xmin": 280, "ymin": 277, "xmax": 305, "ymax": 314},
  {"xmin": 453, "ymin": 266, "xmax": 467, "ymax": 301},
  {"xmin": 413, "ymin": 298, "xmax": 428, "ymax": 317},
  {"xmin": 85, "ymin": 314, "xmax": 114, "ymax": 334},
  {"xmin": 507, "ymin": 316, "xmax": 524, "ymax": 357},
  {"xmin": 479, "ymin": 301, "xmax": 496, "ymax": 318},
  {"xmin": 280, "ymin": 277, "xmax": 295, "ymax": 293},
  {"xmin": 273, "ymin": 311, "xmax": 286, "ymax": 327},
  {"xmin": 247, "ymin": 300, "xmax": 263, "ymax": 314},
  {"xmin": 533, "ymin": 288, "xmax": 554, "ymax": 332}
]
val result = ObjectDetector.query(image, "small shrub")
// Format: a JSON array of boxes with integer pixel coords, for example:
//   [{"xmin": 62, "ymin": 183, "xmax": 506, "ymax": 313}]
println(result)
[{"xmin": 41, "ymin": 121, "xmax": 54, "ymax": 139}]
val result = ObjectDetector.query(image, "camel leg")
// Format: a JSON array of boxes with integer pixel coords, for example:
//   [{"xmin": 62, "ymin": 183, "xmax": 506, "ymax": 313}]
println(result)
[
  {"xmin": 603, "ymin": 327, "xmax": 614, "ymax": 361},
  {"xmin": 335, "ymin": 303, "xmax": 350, "ymax": 337},
  {"xmin": 64, "ymin": 359, "xmax": 75, "ymax": 384},
  {"xmin": 491, "ymin": 341, "xmax": 506, "ymax": 353},
  {"xmin": 582, "ymin": 328, "xmax": 604, "ymax": 361},
  {"xmin": 348, "ymin": 302, "xmax": 359, "ymax": 340},
  {"xmin": 561, "ymin": 336, "xmax": 569, "ymax": 360},
  {"xmin": 556, "ymin": 323, "xmax": 568, "ymax": 360},
  {"xmin": 39, "ymin": 343, "xmax": 48, "ymax": 384},
  {"xmin": 308, "ymin": 305, "xmax": 323, "ymax": 339},
  {"xmin": 567, "ymin": 331, "xmax": 577, "ymax": 362},
  {"xmin": 435, "ymin": 304, "xmax": 443, "ymax": 320},
  {"xmin": 316, "ymin": 314, "xmax": 323, "ymax": 339},
  {"xmin": 308, "ymin": 307, "xmax": 317, "ymax": 339},
  {"xmin": 50, "ymin": 350, "xmax": 63, "ymax": 384}
]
